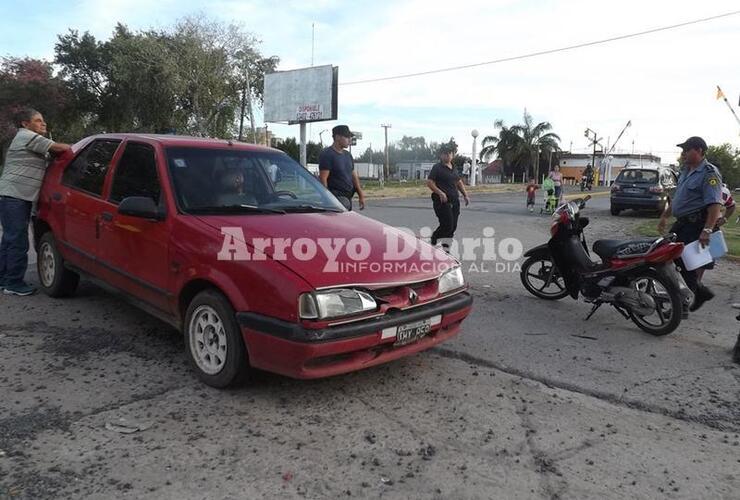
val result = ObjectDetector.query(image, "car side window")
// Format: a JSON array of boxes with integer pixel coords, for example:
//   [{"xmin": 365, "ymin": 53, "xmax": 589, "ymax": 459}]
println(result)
[
  {"xmin": 62, "ymin": 140, "xmax": 121, "ymax": 196},
  {"xmin": 109, "ymin": 142, "xmax": 161, "ymax": 205}
]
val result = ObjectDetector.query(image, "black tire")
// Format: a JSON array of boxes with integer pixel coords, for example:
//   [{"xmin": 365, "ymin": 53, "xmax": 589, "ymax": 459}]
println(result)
[
  {"xmin": 184, "ymin": 289, "xmax": 250, "ymax": 388},
  {"xmin": 520, "ymin": 256, "xmax": 569, "ymax": 300},
  {"xmin": 627, "ymin": 270, "xmax": 682, "ymax": 336},
  {"xmin": 37, "ymin": 232, "xmax": 79, "ymax": 297},
  {"xmin": 610, "ymin": 206, "xmax": 620, "ymax": 216}
]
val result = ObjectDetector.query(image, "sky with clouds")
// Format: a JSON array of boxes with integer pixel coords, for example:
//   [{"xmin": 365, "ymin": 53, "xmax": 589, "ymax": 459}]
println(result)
[{"xmin": 1, "ymin": 0, "xmax": 739, "ymax": 163}]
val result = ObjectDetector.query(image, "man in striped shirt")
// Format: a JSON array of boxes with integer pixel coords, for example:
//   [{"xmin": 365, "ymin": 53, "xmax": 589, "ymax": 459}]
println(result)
[
  {"xmin": 0, "ymin": 108, "xmax": 71, "ymax": 296},
  {"xmin": 719, "ymin": 183, "xmax": 736, "ymax": 226}
]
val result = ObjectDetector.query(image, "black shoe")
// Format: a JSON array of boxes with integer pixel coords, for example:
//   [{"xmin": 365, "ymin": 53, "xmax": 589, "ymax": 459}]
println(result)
[
  {"xmin": 733, "ymin": 335, "xmax": 740, "ymax": 364},
  {"xmin": 689, "ymin": 285, "xmax": 715, "ymax": 312}
]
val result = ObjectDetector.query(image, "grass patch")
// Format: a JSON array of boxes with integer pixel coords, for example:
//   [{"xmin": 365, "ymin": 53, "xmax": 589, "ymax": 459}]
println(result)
[
  {"xmin": 362, "ymin": 181, "xmax": 527, "ymax": 199},
  {"xmin": 635, "ymin": 218, "xmax": 740, "ymax": 257}
]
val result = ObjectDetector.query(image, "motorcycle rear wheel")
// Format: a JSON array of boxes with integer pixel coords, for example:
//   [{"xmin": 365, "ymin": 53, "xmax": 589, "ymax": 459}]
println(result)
[
  {"xmin": 627, "ymin": 270, "xmax": 682, "ymax": 336},
  {"xmin": 520, "ymin": 256, "xmax": 569, "ymax": 300}
]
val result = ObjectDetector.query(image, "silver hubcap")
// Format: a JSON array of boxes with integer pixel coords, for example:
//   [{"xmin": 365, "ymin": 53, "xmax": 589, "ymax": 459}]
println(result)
[
  {"xmin": 189, "ymin": 305, "xmax": 228, "ymax": 375},
  {"xmin": 39, "ymin": 242, "xmax": 56, "ymax": 287}
]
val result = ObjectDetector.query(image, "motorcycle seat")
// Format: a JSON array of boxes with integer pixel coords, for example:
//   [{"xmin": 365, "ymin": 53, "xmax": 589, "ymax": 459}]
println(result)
[{"xmin": 592, "ymin": 238, "xmax": 659, "ymax": 261}]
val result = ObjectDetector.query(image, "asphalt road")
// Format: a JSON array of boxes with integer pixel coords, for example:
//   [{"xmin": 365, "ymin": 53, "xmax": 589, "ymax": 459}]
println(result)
[{"xmin": 1, "ymin": 188, "xmax": 738, "ymax": 499}]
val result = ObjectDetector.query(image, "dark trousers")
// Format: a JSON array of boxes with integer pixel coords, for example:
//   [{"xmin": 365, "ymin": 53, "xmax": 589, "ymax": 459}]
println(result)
[
  {"xmin": 670, "ymin": 216, "xmax": 706, "ymax": 292},
  {"xmin": 330, "ymin": 189, "xmax": 354, "ymax": 211},
  {"xmin": 431, "ymin": 198, "xmax": 460, "ymax": 247},
  {"xmin": 0, "ymin": 196, "xmax": 33, "ymax": 287}
]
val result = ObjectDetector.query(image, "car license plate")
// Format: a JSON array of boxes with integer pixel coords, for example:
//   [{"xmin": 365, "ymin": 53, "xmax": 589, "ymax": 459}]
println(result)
[
  {"xmin": 624, "ymin": 188, "xmax": 642, "ymax": 194},
  {"xmin": 393, "ymin": 318, "xmax": 432, "ymax": 347}
]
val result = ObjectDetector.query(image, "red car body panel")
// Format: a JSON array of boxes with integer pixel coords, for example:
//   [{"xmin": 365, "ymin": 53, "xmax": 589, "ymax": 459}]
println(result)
[{"xmin": 36, "ymin": 134, "xmax": 473, "ymax": 379}]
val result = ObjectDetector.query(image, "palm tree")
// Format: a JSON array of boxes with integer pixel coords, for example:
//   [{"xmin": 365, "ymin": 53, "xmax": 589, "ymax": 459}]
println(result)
[
  {"xmin": 480, "ymin": 111, "xmax": 561, "ymax": 180},
  {"xmin": 510, "ymin": 110, "xmax": 561, "ymax": 180},
  {"xmin": 479, "ymin": 119, "xmax": 525, "ymax": 178}
]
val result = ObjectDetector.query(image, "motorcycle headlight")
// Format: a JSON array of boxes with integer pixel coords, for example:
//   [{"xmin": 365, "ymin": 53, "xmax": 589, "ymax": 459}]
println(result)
[
  {"xmin": 299, "ymin": 289, "xmax": 377, "ymax": 320},
  {"xmin": 438, "ymin": 267, "xmax": 465, "ymax": 294}
]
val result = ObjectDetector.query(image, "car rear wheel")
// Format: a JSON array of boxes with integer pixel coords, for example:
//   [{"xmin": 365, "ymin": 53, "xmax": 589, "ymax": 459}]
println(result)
[
  {"xmin": 610, "ymin": 206, "xmax": 621, "ymax": 216},
  {"xmin": 184, "ymin": 289, "xmax": 250, "ymax": 388},
  {"xmin": 37, "ymin": 232, "xmax": 79, "ymax": 297}
]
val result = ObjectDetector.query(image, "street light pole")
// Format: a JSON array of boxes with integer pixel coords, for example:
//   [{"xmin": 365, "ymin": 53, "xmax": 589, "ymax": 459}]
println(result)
[
  {"xmin": 238, "ymin": 85, "xmax": 246, "ymax": 142},
  {"xmin": 381, "ymin": 124, "xmax": 391, "ymax": 181},
  {"xmin": 470, "ymin": 129, "xmax": 479, "ymax": 186}
]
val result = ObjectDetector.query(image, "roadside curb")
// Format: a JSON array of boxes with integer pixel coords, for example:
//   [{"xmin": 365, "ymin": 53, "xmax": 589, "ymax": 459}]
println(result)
[{"xmin": 564, "ymin": 191, "xmax": 610, "ymax": 201}]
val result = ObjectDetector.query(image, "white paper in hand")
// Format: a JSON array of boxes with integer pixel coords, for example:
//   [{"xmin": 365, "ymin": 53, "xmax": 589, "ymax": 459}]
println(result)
[{"xmin": 681, "ymin": 240, "xmax": 713, "ymax": 271}]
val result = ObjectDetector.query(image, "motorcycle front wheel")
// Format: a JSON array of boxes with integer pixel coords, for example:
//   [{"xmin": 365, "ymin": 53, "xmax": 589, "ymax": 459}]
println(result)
[
  {"xmin": 628, "ymin": 270, "xmax": 682, "ymax": 336},
  {"xmin": 520, "ymin": 256, "xmax": 569, "ymax": 300}
]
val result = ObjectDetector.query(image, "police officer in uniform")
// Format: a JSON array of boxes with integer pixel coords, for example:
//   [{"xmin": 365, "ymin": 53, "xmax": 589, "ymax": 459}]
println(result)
[
  {"xmin": 427, "ymin": 144, "xmax": 470, "ymax": 251},
  {"xmin": 657, "ymin": 136, "xmax": 723, "ymax": 311}
]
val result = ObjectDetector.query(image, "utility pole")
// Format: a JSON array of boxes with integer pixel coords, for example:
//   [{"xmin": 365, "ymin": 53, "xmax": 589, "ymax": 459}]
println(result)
[
  {"xmin": 381, "ymin": 124, "xmax": 391, "ymax": 182},
  {"xmin": 238, "ymin": 85, "xmax": 246, "ymax": 141},
  {"xmin": 471, "ymin": 129, "xmax": 479, "ymax": 186},
  {"xmin": 584, "ymin": 128, "xmax": 602, "ymax": 185}
]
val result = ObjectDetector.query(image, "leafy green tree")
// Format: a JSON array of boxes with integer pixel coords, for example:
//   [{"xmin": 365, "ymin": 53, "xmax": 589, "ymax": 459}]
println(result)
[
  {"xmin": 706, "ymin": 143, "xmax": 739, "ymax": 189},
  {"xmin": 0, "ymin": 57, "xmax": 77, "ymax": 165},
  {"xmin": 53, "ymin": 17, "xmax": 278, "ymax": 138},
  {"xmin": 274, "ymin": 138, "xmax": 322, "ymax": 163},
  {"xmin": 480, "ymin": 119, "xmax": 525, "ymax": 177},
  {"xmin": 274, "ymin": 137, "xmax": 299, "ymax": 161},
  {"xmin": 357, "ymin": 147, "xmax": 385, "ymax": 165}
]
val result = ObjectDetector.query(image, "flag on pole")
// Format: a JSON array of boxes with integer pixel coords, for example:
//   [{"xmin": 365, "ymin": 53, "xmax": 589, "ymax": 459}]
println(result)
[{"xmin": 716, "ymin": 85, "xmax": 740, "ymax": 134}]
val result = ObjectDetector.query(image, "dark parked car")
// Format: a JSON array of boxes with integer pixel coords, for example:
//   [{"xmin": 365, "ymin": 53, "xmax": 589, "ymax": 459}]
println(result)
[{"xmin": 610, "ymin": 167, "xmax": 677, "ymax": 216}]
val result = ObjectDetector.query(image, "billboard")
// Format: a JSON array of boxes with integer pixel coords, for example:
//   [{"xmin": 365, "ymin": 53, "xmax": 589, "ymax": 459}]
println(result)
[{"xmin": 264, "ymin": 65, "xmax": 338, "ymax": 124}]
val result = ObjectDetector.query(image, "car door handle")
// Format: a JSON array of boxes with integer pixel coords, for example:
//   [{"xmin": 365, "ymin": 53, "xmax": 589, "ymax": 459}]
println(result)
[
  {"xmin": 101, "ymin": 212, "xmax": 113, "ymax": 222},
  {"xmin": 52, "ymin": 192, "xmax": 62, "ymax": 201}
]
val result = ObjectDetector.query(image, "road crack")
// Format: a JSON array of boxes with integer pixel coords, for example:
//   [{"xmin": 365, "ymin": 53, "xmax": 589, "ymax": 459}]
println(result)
[{"xmin": 432, "ymin": 346, "xmax": 740, "ymax": 432}]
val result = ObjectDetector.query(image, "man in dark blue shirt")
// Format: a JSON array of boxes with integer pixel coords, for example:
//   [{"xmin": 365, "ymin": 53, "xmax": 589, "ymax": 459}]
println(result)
[{"xmin": 319, "ymin": 125, "xmax": 366, "ymax": 210}]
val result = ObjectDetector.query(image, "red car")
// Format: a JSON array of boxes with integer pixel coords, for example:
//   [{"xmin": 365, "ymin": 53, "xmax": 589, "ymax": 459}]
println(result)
[{"xmin": 34, "ymin": 134, "xmax": 473, "ymax": 387}]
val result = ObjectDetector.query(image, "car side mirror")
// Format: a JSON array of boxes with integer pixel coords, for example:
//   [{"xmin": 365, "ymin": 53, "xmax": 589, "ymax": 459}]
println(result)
[{"xmin": 118, "ymin": 196, "xmax": 164, "ymax": 220}]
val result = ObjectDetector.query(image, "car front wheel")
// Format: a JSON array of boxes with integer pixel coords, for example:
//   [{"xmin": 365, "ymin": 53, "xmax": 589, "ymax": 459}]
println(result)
[
  {"xmin": 37, "ymin": 232, "xmax": 79, "ymax": 297},
  {"xmin": 184, "ymin": 289, "xmax": 250, "ymax": 388}
]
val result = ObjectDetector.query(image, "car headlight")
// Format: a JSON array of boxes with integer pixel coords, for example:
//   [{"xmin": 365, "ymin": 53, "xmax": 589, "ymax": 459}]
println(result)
[
  {"xmin": 299, "ymin": 289, "xmax": 377, "ymax": 320},
  {"xmin": 438, "ymin": 267, "xmax": 465, "ymax": 294}
]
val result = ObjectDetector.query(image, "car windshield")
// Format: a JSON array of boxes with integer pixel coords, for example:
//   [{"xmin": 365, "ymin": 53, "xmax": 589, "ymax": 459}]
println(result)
[
  {"xmin": 617, "ymin": 170, "xmax": 658, "ymax": 183},
  {"xmin": 165, "ymin": 147, "xmax": 345, "ymax": 214}
]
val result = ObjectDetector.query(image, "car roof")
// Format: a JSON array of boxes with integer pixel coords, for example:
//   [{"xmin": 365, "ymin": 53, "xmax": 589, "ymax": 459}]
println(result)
[
  {"xmin": 83, "ymin": 133, "xmax": 284, "ymax": 154},
  {"xmin": 620, "ymin": 167, "xmax": 660, "ymax": 173}
]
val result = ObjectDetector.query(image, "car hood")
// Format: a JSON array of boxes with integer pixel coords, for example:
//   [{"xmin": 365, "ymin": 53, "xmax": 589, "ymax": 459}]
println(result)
[{"xmin": 195, "ymin": 211, "xmax": 456, "ymax": 289}]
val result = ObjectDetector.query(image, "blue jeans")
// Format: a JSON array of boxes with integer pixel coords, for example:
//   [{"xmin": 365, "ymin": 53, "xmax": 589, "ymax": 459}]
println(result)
[{"xmin": 0, "ymin": 196, "xmax": 33, "ymax": 287}]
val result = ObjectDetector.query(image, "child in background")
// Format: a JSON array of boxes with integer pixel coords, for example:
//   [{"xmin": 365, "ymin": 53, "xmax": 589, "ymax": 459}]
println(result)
[{"xmin": 526, "ymin": 178, "xmax": 539, "ymax": 212}]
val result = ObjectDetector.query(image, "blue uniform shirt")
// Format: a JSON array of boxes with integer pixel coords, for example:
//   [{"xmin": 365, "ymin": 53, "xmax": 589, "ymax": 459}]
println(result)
[{"xmin": 671, "ymin": 159, "xmax": 723, "ymax": 217}]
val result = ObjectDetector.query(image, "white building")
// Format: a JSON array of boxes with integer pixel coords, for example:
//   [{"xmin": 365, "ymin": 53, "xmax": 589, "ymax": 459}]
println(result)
[
  {"xmin": 558, "ymin": 153, "xmax": 662, "ymax": 184},
  {"xmin": 354, "ymin": 162, "xmax": 381, "ymax": 179},
  {"xmin": 396, "ymin": 161, "xmax": 437, "ymax": 181}
]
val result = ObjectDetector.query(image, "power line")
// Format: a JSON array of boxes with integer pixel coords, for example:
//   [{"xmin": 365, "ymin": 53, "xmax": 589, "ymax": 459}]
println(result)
[{"xmin": 342, "ymin": 10, "xmax": 740, "ymax": 86}]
